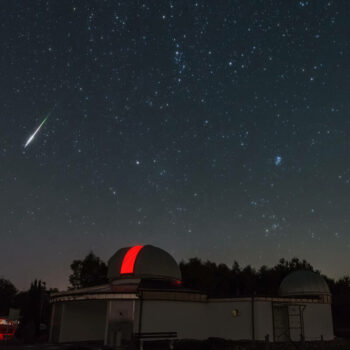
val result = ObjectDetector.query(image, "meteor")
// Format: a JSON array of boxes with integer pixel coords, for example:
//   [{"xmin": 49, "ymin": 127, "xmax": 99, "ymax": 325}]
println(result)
[{"xmin": 24, "ymin": 115, "xmax": 49, "ymax": 148}]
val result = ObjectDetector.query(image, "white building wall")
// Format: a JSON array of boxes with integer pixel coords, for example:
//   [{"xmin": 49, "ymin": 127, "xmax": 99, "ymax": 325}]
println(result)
[
  {"xmin": 303, "ymin": 303, "xmax": 334, "ymax": 341},
  {"xmin": 59, "ymin": 300, "xmax": 107, "ymax": 343},
  {"xmin": 106, "ymin": 300, "xmax": 136, "ymax": 346},
  {"xmin": 254, "ymin": 301, "xmax": 274, "ymax": 341},
  {"xmin": 140, "ymin": 300, "xmax": 209, "ymax": 339},
  {"xmin": 206, "ymin": 300, "xmax": 252, "ymax": 340},
  {"xmin": 139, "ymin": 299, "xmax": 276, "ymax": 341},
  {"xmin": 52, "ymin": 295, "xmax": 333, "ymax": 344},
  {"xmin": 140, "ymin": 298, "xmax": 332, "ymax": 342}
]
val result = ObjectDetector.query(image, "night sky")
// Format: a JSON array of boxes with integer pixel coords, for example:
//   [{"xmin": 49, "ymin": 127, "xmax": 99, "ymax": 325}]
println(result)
[{"xmin": 1, "ymin": 1, "xmax": 350, "ymax": 291}]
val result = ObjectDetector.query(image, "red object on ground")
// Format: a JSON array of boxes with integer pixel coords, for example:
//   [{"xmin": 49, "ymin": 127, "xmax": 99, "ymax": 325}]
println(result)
[
  {"xmin": 120, "ymin": 245, "xmax": 144, "ymax": 274},
  {"xmin": 0, "ymin": 320, "xmax": 16, "ymax": 341}
]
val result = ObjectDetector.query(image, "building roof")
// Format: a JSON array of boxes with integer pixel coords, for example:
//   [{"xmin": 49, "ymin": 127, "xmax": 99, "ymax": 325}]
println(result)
[
  {"xmin": 107, "ymin": 245, "xmax": 182, "ymax": 282},
  {"xmin": 279, "ymin": 270, "xmax": 331, "ymax": 297}
]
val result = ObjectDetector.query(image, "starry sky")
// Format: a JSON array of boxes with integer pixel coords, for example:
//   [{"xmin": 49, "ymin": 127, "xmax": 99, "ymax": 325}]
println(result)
[{"xmin": 1, "ymin": 1, "xmax": 350, "ymax": 291}]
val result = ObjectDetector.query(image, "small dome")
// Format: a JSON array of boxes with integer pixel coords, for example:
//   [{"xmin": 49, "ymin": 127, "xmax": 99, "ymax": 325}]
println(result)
[
  {"xmin": 108, "ymin": 245, "xmax": 181, "ymax": 282},
  {"xmin": 279, "ymin": 270, "xmax": 330, "ymax": 297}
]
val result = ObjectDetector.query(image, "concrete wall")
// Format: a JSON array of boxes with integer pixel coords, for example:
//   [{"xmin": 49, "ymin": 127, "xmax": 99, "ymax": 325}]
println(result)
[
  {"xmin": 52, "ymin": 296, "xmax": 333, "ymax": 344},
  {"xmin": 59, "ymin": 300, "xmax": 107, "ymax": 343},
  {"xmin": 271, "ymin": 302, "xmax": 334, "ymax": 342},
  {"xmin": 254, "ymin": 301, "xmax": 274, "ymax": 341},
  {"xmin": 140, "ymin": 299, "xmax": 333, "ymax": 342},
  {"xmin": 138, "ymin": 299, "xmax": 276, "ymax": 341},
  {"xmin": 140, "ymin": 300, "xmax": 209, "ymax": 339},
  {"xmin": 303, "ymin": 303, "xmax": 334, "ymax": 341},
  {"xmin": 106, "ymin": 300, "xmax": 136, "ymax": 346},
  {"xmin": 50, "ymin": 303, "xmax": 63, "ymax": 343},
  {"xmin": 206, "ymin": 300, "xmax": 253, "ymax": 340}
]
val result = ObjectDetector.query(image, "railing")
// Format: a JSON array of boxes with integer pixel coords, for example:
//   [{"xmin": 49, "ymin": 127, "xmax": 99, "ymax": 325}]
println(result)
[{"xmin": 134, "ymin": 331, "xmax": 178, "ymax": 350}]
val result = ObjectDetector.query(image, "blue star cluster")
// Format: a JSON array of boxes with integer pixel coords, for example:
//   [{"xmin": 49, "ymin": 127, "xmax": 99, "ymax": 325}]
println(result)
[{"xmin": 0, "ymin": 1, "xmax": 349, "ymax": 289}]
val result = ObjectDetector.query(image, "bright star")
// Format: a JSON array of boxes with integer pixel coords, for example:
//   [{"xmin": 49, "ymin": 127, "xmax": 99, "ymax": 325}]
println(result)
[{"xmin": 274, "ymin": 155, "xmax": 282, "ymax": 166}]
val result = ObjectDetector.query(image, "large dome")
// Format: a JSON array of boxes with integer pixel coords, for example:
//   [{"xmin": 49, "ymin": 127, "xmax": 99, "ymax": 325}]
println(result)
[
  {"xmin": 108, "ymin": 245, "xmax": 182, "ymax": 282},
  {"xmin": 279, "ymin": 270, "xmax": 330, "ymax": 297}
]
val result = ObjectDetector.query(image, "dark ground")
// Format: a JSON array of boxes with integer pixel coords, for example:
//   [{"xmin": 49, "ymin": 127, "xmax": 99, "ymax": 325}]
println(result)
[{"xmin": 1, "ymin": 339, "xmax": 350, "ymax": 350}]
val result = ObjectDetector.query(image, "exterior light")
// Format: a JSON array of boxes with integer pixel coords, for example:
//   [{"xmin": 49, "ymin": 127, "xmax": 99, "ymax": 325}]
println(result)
[{"xmin": 232, "ymin": 309, "xmax": 239, "ymax": 317}]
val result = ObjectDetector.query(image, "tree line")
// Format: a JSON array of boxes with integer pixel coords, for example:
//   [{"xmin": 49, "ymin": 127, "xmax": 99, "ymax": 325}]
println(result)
[{"xmin": 67, "ymin": 252, "xmax": 350, "ymax": 298}]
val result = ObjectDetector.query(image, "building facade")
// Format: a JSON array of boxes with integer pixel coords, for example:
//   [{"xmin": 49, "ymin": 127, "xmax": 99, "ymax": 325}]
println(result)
[{"xmin": 50, "ymin": 245, "xmax": 334, "ymax": 346}]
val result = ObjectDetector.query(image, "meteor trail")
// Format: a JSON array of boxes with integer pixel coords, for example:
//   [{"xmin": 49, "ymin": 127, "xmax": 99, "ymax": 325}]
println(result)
[{"xmin": 24, "ymin": 115, "xmax": 49, "ymax": 148}]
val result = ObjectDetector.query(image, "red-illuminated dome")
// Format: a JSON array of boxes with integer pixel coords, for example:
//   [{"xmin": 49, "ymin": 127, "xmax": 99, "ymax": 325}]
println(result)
[{"xmin": 107, "ymin": 245, "xmax": 182, "ymax": 283}]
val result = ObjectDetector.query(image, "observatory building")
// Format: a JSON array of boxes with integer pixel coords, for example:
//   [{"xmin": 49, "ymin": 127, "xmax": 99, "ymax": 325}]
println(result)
[{"xmin": 50, "ymin": 245, "xmax": 334, "ymax": 346}]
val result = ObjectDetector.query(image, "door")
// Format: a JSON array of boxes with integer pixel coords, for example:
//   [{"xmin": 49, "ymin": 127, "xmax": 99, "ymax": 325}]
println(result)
[
  {"xmin": 288, "ymin": 305, "xmax": 304, "ymax": 341},
  {"xmin": 273, "ymin": 304, "xmax": 290, "ymax": 342}
]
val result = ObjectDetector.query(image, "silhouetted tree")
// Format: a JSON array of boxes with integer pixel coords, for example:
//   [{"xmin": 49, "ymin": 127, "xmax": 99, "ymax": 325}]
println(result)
[
  {"xmin": 180, "ymin": 257, "xmax": 318, "ymax": 297},
  {"xmin": 231, "ymin": 260, "xmax": 241, "ymax": 296},
  {"xmin": 14, "ymin": 279, "xmax": 50, "ymax": 343},
  {"xmin": 239, "ymin": 265, "xmax": 257, "ymax": 296},
  {"xmin": 180, "ymin": 258, "xmax": 211, "ymax": 293},
  {"xmin": 69, "ymin": 251, "xmax": 108, "ymax": 289},
  {"xmin": 0, "ymin": 278, "xmax": 17, "ymax": 315},
  {"xmin": 327, "ymin": 275, "xmax": 350, "ymax": 336}
]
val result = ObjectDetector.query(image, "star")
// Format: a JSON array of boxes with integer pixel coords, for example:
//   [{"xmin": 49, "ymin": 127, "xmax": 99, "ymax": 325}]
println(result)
[{"xmin": 274, "ymin": 156, "xmax": 283, "ymax": 167}]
